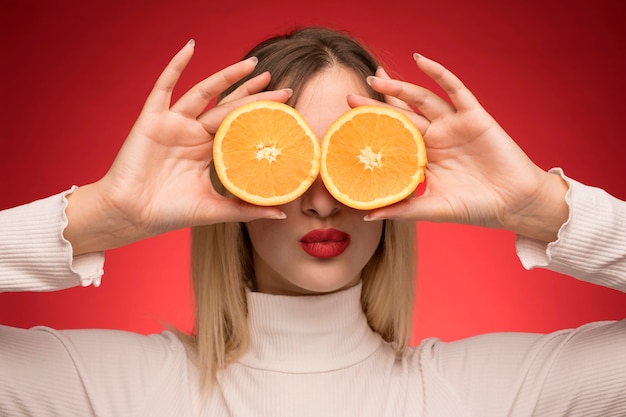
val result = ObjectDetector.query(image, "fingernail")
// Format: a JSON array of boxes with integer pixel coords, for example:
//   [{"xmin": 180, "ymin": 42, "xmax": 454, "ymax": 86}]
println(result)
[
  {"xmin": 363, "ymin": 214, "xmax": 378, "ymax": 222},
  {"xmin": 248, "ymin": 56, "xmax": 259, "ymax": 66},
  {"xmin": 187, "ymin": 39, "xmax": 195, "ymax": 47},
  {"xmin": 283, "ymin": 88, "xmax": 293, "ymax": 98},
  {"xmin": 366, "ymin": 76, "xmax": 378, "ymax": 86},
  {"xmin": 413, "ymin": 53, "xmax": 421, "ymax": 61},
  {"xmin": 269, "ymin": 211, "xmax": 287, "ymax": 220}
]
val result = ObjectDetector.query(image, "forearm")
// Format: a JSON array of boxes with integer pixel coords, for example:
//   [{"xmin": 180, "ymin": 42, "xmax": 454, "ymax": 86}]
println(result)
[
  {"xmin": 0, "ymin": 189, "xmax": 104, "ymax": 291},
  {"xmin": 517, "ymin": 169, "xmax": 626, "ymax": 292}
]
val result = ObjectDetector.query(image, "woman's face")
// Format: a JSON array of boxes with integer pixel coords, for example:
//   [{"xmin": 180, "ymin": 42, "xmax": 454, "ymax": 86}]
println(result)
[{"xmin": 245, "ymin": 66, "xmax": 384, "ymax": 296}]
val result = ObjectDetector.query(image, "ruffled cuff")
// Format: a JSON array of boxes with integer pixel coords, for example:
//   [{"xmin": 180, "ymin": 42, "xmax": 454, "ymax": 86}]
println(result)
[
  {"xmin": 61, "ymin": 187, "xmax": 105, "ymax": 287},
  {"xmin": 0, "ymin": 188, "xmax": 104, "ymax": 292},
  {"xmin": 515, "ymin": 168, "xmax": 573, "ymax": 270},
  {"xmin": 516, "ymin": 169, "xmax": 626, "ymax": 292}
]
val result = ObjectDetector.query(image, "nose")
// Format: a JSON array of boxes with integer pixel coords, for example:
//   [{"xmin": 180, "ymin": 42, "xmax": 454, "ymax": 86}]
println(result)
[{"xmin": 300, "ymin": 176, "xmax": 342, "ymax": 218}]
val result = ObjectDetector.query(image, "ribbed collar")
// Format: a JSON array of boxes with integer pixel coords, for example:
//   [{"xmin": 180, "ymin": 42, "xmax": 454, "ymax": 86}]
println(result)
[{"xmin": 240, "ymin": 282, "xmax": 383, "ymax": 373}]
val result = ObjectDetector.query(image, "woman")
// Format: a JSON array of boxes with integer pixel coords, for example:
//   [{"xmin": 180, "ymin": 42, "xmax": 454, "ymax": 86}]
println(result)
[{"xmin": 1, "ymin": 27, "xmax": 625, "ymax": 416}]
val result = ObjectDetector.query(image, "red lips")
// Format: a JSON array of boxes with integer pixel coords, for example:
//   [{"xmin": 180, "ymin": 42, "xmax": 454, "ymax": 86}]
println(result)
[{"xmin": 299, "ymin": 228, "xmax": 351, "ymax": 258}]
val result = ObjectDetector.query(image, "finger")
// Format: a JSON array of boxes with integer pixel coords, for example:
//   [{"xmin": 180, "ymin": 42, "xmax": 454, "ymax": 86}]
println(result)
[
  {"xmin": 219, "ymin": 71, "xmax": 272, "ymax": 104},
  {"xmin": 375, "ymin": 67, "xmax": 412, "ymax": 110},
  {"xmin": 170, "ymin": 56, "xmax": 259, "ymax": 117},
  {"xmin": 346, "ymin": 93, "xmax": 431, "ymax": 134},
  {"xmin": 197, "ymin": 88, "xmax": 293, "ymax": 133},
  {"xmin": 366, "ymin": 75, "xmax": 455, "ymax": 121},
  {"xmin": 143, "ymin": 39, "xmax": 196, "ymax": 112},
  {"xmin": 195, "ymin": 198, "xmax": 287, "ymax": 225},
  {"xmin": 413, "ymin": 53, "xmax": 480, "ymax": 112}
]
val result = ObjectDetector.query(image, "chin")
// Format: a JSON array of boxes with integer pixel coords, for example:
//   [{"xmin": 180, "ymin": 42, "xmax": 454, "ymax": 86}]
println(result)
[{"xmin": 290, "ymin": 275, "xmax": 360, "ymax": 296}]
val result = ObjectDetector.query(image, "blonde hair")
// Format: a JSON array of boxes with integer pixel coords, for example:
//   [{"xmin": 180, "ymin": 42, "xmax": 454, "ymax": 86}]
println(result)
[{"xmin": 179, "ymin": 27, "xmax": 417, "ymax": 390}]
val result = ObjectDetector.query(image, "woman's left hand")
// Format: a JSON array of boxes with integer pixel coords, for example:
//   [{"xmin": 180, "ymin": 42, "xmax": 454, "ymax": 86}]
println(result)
[{"xmin": 349, "ymin": 54, "xmax": 569, "ymax": 242}]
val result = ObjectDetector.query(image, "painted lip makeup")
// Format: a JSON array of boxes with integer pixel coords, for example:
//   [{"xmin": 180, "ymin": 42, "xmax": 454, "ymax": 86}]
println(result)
[{"xmin": 299, "ymin": 228, "xmax": 351, "ymax": 259}]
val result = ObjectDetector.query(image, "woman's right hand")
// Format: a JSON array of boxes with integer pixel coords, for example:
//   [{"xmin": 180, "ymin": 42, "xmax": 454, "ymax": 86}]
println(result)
[{"xmin": 64, "ymin": 40, "xmax": 291, "ymax": 255}]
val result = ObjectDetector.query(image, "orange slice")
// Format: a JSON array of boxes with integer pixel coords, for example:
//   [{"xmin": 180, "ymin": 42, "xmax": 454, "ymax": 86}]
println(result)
[
  {"xmin": 320, "ymin": 106, "xmax": 427, "ymax": 210},
  {"xmin": 213, "ymin": 100, "xmax": 320, "ymax": 206}
]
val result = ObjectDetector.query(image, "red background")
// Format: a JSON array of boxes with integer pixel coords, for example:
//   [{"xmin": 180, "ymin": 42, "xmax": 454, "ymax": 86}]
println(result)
[{"xmin": 1, "ymin": 0, "xmax": 625, "ymax": 344}]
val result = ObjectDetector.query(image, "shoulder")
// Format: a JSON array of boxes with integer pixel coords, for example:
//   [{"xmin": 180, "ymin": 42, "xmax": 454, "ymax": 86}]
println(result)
[
  {"xmin": 36, "ymin": 326, "xmax": 191, "ymax": 372},
  {"xmin": 1, "ymin": 325, "xmax": 198, "ymax": 415}
]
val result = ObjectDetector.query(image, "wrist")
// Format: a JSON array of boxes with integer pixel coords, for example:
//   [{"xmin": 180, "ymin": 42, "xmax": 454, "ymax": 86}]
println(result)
[
  {"xmin": 505, "ymin": 171, "xmax": 570, "ymax": 243},
  {"xmin": 63, "ymin": 181, "xmax": 143, "ymax": 255}
]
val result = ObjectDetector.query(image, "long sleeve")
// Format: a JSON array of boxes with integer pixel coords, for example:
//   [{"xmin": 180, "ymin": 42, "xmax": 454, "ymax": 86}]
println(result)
[
  {"xmin": 0, "ymin": 192, "xmax": 196, "ymax": 416},
  {"xmin": 420, "ymin": 169, "xmax": 626, "ymax": 416},
  {"xmin": 516, "ymin": 168, "xmax": 626, "ymax": 291},
  {"xmin": 0, "ymin": 188, "xmax": 104, "ymax": 291},
  {"xmin": 0, "ymin": 324, "xmax": 195, "ymax": 416},
  {"xmin": 419, "ymin": 319, "xmax": 626, "ymax": 416}
]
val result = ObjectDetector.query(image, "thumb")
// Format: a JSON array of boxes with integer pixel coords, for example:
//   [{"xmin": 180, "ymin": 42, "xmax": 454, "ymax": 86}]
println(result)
[
  {"xmin": 364, "ymin": 194, "xmax": 453, "ymax": 223},
  {"xmin": 193, "ymin": 199, "xmax": 287, "ymax": 225}
]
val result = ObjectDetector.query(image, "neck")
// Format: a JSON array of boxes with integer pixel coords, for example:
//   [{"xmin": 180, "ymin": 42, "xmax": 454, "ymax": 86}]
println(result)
[{"xmin": 240, "ymin": 282, "xmax": 382, "ymax": 373}]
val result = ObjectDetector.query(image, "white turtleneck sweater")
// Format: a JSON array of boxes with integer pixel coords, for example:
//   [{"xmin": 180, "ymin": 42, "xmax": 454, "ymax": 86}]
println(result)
[{"xmin": 1, "ymin": 171, "xmax": 625, "ymax": 416}]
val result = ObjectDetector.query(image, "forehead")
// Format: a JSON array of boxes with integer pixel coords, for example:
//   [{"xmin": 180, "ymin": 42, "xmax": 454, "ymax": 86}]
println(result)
[{"xmin": 294, "ymin": 66, "xmax": 370, "ymax": 137}]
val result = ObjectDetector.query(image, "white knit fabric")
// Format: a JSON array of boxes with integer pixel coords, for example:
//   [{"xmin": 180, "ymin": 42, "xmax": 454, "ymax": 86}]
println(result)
[{"xmin": 1, "ymin": 173, "xmax": 625, "ymax": 416}]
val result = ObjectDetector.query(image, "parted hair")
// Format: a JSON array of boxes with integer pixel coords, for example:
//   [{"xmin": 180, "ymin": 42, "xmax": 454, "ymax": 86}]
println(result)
[{"xmin": 180, "ymin": 27, "xmax": 417, "ymax": 391}]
